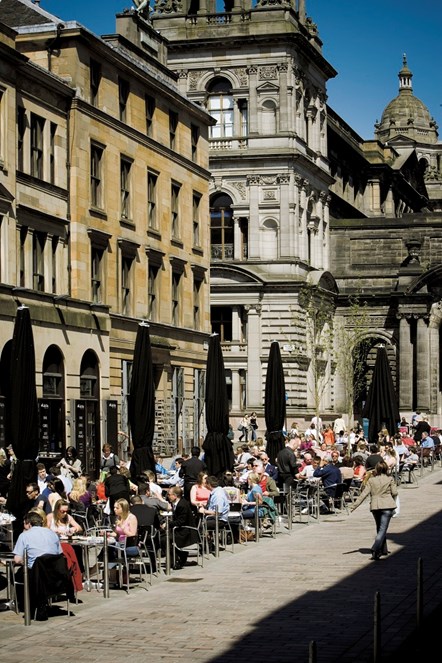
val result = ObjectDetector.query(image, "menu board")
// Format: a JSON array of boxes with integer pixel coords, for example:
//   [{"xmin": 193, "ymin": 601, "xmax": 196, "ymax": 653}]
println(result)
[
  {"xmin": 106, "ymin": 400, "xmax": 118, "ymax": 449},
  {"xmin": 38, "ymin": 399, "xmax": 51, "ymax": 454},
  {"xmin": 0, "ymin": 400, "xmax": 5, "ymax": 447},
  {"xmin": 75, "ymin": 400, "xmax": 86, "ymax": 463}
]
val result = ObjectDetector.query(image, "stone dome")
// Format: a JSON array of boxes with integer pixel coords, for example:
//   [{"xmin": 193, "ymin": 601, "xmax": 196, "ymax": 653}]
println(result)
[{"xmin": 375, "ymin": 55, "xmax": 438, "ymax": 145}]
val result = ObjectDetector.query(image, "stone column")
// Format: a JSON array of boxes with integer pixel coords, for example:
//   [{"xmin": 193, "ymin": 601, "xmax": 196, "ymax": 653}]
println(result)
[
  {"xmin": 299, "ymin": 179, "xmax": 309, "ymax": 262},
  {"xmin": 44, "ymin": 233, "xmax": 53, "ymax": 294},
  {"xmin": 279, "ymin": 174, "xmax": 290, "ymax": 259},
  {"xmin": 245, "ymin": 304, "xmax": 262, "ymax": 408},
  {"xmin": 293, "ymin": 174, "xmax": 302, "ymax": 259},
  {"xmin": 232, "ymin": 305, "xmax": 242, "ymax": 341},
  {"xmin": 19, "ymin": 226, "xmax": 33, "ymax": 289},
  {"xmin": 278, "ymin": 64, "xmax": 288, "ymax": 132},
  {"xmin": 398, "ymin": 314, "xmax": 413, "ymax": 410},
  {"xmin": 247, "ymin": 175, "xmax": 260, "ymax": 258},
  {"xmin": 248, "ymin": 66, "xmax": 258, "ymax": 134},
  {"xmin": 306, "ymin": 105, "xmax": 315, "ymax": 152},
  {"xmin": 233, "ymin": 216, "xmax": 242, "ymax": 260},
  {"xmin": 232, "ymin": 370, "xmax": 241, "ymax": 411},
  {"xmin": 416, "ymin": 315, "xmax": 430, "ymax": 411},
  {"xmin": 429, "ymin": 321, "xmax": 440, "ymax": 414}
]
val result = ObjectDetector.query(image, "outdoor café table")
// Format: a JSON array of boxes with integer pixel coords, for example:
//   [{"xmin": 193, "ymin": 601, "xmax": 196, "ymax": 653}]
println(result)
[
  {"xmin": 160, "ymin": 511, "xmax": 172, "ymax": 576},
  {"xmin": 69, "ymin": 533, "xmax": 115, "ymax": 591}
]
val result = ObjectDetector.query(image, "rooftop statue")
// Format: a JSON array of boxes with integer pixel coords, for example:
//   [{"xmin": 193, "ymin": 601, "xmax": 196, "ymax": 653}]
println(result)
[{"xmin": 133, "ymin": 0, "xmax": 150, "ymax": 15}]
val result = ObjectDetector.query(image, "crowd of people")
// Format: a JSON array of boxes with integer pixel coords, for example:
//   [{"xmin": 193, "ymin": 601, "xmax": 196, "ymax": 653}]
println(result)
[{"xmin": 0, "ymin": 409, "xmax": 440, "ymax": 619}]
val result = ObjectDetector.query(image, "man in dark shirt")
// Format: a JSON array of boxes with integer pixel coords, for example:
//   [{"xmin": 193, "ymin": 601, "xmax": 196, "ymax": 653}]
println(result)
[
  {"xmin": 313, "ymin": 457, "xmax": 342, "ymax": 512},
  {"xmin": 104, "ymin": 466, "xmax": 130, "ymax": 510},
  {"xmin": 276, "ymin": 438, "xmax": 299, "ymax": 490},
  {"xmin": 365, "ymin": 444, "xmax": 383, "ymax": 471},
  {"xmin": 179, "ymin": 446, "xmax": 206, "ymax": 500}
]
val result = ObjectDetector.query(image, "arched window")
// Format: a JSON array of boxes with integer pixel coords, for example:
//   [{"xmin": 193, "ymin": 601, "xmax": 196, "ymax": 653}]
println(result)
[
  {"xmin": 80, "ymin": 350, "xmax": 99, "ymax": 399},
  {"xmin": 210, "ymin": 193, "xmax": 234, "ymax": 260},
  {"xmin": 207, "ymin": 78, "xmax": 233, "ymax": 139},
  {"xmin": 41, "ymin": 345, "xmax": 65, "ymax": 455},
  {"xmin": 42, "ymin": 345, "xmax": 64, "ymax": 398}
]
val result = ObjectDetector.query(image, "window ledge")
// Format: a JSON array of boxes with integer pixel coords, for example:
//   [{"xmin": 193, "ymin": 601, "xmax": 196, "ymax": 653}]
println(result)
[
  {"xmin": 120, "ymin": 217, "xmax": 136, "ymax": 230},
  {"xmin": 147, "ymin": 228, "xmax": 162, "ymax": 240},
  {"xmin": 89, "ymin": 206, "xmax": 107, "ymax": 220}
]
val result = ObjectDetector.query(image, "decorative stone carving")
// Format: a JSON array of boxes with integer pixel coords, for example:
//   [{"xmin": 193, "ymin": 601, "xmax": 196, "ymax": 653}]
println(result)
[
  {"xmin": 261, "ymin": 175, "xmax": 277, "ymax": 185},
  {"xmin": 236, "ymin": 68, "xmax": 248, "ymax": 86},
  {"xmin": 231, "ymin": 181, "xmax": 247, "ymax": 199},
  {"xmin": 278, "ymin": 174, "xmax": 290, "ymax": 184},
  {"xmin": 247, "ymin": 175, "xmax": 260, "ymax": 185},
  {"xmin": 263, "ymin": 190, "xmax": 277, "ymax": 200},
  {"xmin": 188, "ymin": 70, "xmax": 203, "ymax": 90},
  {"xmin": 154, "ymin": 0, "xmax": 183, "ymax": 13},
  {"xmin": 259, "ymin": 66, "xmax": 278, "ymax": 80}
]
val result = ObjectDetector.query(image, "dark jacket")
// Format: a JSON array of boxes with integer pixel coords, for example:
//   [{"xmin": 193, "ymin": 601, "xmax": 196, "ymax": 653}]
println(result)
[
  {"xmin": 171, "ymin": 498, "xmax": 198, "ymax": 548},
  {"xmin": 179, "ymin": 456, "xmax": 206, "ymax": 485},
  {"xmin": 276, "ymin": 446, "xmax": 297, "ymax": 479},
  {"xmin": 130, "ymin": 503, "xmax": 159, "ymax": 529},
  {"xmin": 104, "ymin": 473, "xmax": 130, "ymax": 498}
]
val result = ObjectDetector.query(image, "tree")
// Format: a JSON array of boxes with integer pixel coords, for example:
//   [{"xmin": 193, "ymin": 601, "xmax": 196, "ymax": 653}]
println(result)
[
  {"xmin": 298, "ymin": 284, "xmax": 335, "ymax": 424},
  {"xmin": 334, "ymin": 295, "xmax": 371, "ymax": 425}
]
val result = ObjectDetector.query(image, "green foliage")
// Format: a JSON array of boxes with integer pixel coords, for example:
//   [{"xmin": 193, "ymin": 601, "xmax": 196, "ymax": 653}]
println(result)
[
  {"xmin": 299, "ymin": 284, "xmax": 335, "ymax": 420},
  {"xmin": 334, "ymin": 294, "xmax": 371, "ymax": 422}
]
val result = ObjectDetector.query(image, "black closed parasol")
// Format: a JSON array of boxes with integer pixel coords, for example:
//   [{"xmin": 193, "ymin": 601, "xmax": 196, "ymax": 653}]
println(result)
[
  {"xmin": 202, "ymin": 334, "xmax": 234, "ymax": 477},
  {"xmin": 264, "ymin": 341, "xmax": 286, "ymax": 465},
  {"xmin": 6, "ymin": 306, "xmax": 39, "ymax": 525},
  {"xmin": 362, "ymin": 345, "xmax": 400, "ymax": 444},
  {"xmin": 128, "ymin": 321, "xmax": 156, "ymax": 481}
]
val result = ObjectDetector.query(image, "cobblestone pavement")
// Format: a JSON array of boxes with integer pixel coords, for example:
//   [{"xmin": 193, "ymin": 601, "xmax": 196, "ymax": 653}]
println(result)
[{"xmin": 1, "ymin": 465, "xmax": 442, "ymax": 663}]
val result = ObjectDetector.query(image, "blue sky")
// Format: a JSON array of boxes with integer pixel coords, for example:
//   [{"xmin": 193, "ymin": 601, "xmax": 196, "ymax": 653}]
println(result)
[{"xmin": 42, "ymin": 0, "xmax": 442, "ymax": 139}]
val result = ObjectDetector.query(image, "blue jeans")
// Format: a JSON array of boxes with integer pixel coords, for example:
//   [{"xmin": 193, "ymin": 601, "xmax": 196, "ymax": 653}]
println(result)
[{"xmin": 371, "ymin": 509, "xmax": 395, "ymax": 554}]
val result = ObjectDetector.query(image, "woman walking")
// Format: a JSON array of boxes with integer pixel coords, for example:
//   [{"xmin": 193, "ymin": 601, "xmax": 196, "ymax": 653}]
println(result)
[{"xmin": 350, "ymin": 460, "xmax": 398, "ymax": 560}]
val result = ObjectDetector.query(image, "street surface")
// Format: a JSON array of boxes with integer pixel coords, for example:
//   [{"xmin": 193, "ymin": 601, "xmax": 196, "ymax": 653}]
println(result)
[{"xmin": 1, "ymin": 465, "xmax": 442, "ymax": 663}]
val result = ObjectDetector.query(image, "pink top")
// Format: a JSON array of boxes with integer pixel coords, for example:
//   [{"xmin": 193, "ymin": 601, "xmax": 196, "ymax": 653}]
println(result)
[{"xmin": 192, "ymin": 484, "xmax": 211, "ymax": 505}]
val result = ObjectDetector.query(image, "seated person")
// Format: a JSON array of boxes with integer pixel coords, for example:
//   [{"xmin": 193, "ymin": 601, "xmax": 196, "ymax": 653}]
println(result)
[
  {"xmin": 254, "ymin": 462, "xmax": 280, "ymax": 497},
  {"xmin": 158, "ymin": 458, "xmax": 184, "ymax": 488},
  {"xmin": 400, "ymin": 446, "xmax": 419, "ymax": 482},
  {"xmin": 313, "ymin": 457, "xmax": 342, "ymax": 512},
  {"xmin": 189, "ymin": 472, "xmax": 211, "ymax": 513},
  {"xmin": 143, "ymin": 470, "xmax": 165, "ymax": 499},
  {"xmin": 222, "ymin": 472, "xmax": 242, "ymax": 504},
  {"xmin": 139, "ymin": 482, "xmax": 171, "ymax": 516},
  {"xmin": 47, "ymin": 499, "xmax": 82, "ymax": 537},
  {"xmin": 198, "ymin": 476, "xmax": 230, "ymax": 530},
  {"xmin": 241, "ymin": 473, "xmax": 264, "ymax": 520},
  {"xmin": 161, "ymin": 486, "xmax": 197, "ymax": 570},
  {"xmin": 13, "ymin": 511, "xmax": 63, "ymax": 620},
  {"xmin": 130, "ymin": 495, "xmax": 159, "ymax": 529},
  {"xmin": 154, "ymin": 455, "xmax": 170, "ymax": 477}
]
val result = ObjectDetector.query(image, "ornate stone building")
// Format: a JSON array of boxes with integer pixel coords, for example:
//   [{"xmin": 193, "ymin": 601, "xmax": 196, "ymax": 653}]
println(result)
[{"xmin": 152, "ymin": 0, "xmax": 442, "ymax": 426}]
